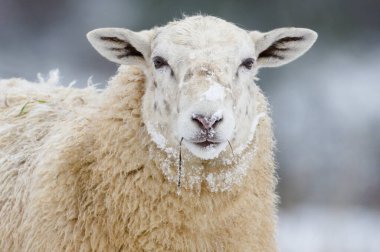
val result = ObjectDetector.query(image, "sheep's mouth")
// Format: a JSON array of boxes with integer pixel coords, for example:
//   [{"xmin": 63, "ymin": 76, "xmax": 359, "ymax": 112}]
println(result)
[{"xmin": 191, "ymin": 139, "xmax": 222, "ymax": 148}]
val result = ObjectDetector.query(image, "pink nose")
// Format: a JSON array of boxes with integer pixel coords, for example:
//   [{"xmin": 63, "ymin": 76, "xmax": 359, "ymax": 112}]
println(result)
[{"xmin": 192, "ymin": 113, "xmax": 223, "ymax": 130}]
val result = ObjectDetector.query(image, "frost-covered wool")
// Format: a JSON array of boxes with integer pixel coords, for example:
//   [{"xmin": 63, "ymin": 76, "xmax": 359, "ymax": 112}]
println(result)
[{"xmin": 0, "ymin": 66, "xmax": 277, "ymax": 251}]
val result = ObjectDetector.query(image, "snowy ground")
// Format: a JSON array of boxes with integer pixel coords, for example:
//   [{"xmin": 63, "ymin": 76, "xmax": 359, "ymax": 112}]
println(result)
[{"xmin": 278, "ymin": 206, "xmax": 380, "ymax": 252}]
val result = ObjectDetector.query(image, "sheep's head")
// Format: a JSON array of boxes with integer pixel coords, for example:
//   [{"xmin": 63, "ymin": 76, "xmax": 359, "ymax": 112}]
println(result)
[{"xmin": 87, "ymin": 16, "xmax": 317, "ymax": 160}]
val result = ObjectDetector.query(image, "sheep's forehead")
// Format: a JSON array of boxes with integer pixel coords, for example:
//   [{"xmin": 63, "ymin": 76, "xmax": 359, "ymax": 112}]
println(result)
[{"xmin": 152, "ymin": 16, "xmax": 253, "ymax": 59}]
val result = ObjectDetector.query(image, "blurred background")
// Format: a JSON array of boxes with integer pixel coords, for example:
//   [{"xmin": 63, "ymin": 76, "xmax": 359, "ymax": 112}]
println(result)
[{"xmin": 1, "ymin": 0, "xmax": 379, "ymax": 251}]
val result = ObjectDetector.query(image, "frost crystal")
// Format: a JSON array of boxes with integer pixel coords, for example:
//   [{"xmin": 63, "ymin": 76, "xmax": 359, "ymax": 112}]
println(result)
[
  {"xmin": 146, "ymin": 122, "xmax": 176, "ymax": 158},
  {"xmin": 235, "ymin": 112, "xmax": 266, "ymax": 155},
  {"xmin": 201, "ymin": 83, "xmax": 225, "ymax": 101},
  {"xmin": 146, "ymin": 122, "xmax": 167, "ymax": 149}
]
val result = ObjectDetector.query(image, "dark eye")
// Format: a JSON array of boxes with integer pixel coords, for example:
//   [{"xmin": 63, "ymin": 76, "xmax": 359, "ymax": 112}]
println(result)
[
  {"xmin": 153, "ymin": 56, "xmax": 169, "ymax": 69},
  {"xmin": 240, "ymin": 58, "xmax": 255, "ymax": 70}
]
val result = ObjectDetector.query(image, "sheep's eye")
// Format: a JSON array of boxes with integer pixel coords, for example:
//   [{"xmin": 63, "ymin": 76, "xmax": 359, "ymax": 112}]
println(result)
[
  {"xmin": 240, "ymin": 58, "xmax": 255, "ymax": 70},
  {"xmin": 153, "ymin": 56, "xmax": 168, "ymax": 69}
]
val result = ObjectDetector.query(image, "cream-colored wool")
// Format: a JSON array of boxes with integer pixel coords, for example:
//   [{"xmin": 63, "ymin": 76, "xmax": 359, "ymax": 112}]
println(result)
[
  {"xmin": 0, "ymin": 15, "xmax": 317, "ymax": 252},
  {"xmin": 0, "ymin": 67, "xmax": 276, "ymax": 251}
]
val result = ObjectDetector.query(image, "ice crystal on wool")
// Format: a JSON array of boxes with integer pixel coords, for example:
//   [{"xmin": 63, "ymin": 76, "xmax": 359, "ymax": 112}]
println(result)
[{"xmin": 201, "ymin": 83, "xmax": 225, "ymax": 101}]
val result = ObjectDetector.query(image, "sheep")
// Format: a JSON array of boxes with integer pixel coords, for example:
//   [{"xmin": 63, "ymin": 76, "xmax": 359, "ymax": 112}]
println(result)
[{"xmin": 0, "ymin": 15, "xmax": 317, "ymax": 251}]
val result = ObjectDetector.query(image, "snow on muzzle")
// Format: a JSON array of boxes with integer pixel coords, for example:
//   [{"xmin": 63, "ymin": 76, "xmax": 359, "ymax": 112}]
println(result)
[{"xmin": 176, "ymin": 82, "xmax": 235, "ymax": 160}]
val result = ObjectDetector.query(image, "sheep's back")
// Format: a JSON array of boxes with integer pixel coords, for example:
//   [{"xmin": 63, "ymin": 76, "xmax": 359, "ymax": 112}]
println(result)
[{"xmin": 0, "ymin": 75, "xmax": 100, "ymax": 249}]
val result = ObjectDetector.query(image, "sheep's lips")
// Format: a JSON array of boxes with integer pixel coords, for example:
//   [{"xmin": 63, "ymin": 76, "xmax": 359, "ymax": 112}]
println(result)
[
  {"xmin": 183, "ymin": 138, "xmax": 228, "ymax": 160},
  {"xmin": 190, "ymin": 139, "xmax": 222, "ymax": 148}
]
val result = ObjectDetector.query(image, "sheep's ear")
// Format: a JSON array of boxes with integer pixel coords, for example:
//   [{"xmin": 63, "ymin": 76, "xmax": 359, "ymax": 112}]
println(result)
[
  {"xmin": 250, "ymin": 28, "xmax": 317, "ymax": 68},
  {"xmin": 86, "ymin": 28, "xmax": 154, "ymax": 66}
]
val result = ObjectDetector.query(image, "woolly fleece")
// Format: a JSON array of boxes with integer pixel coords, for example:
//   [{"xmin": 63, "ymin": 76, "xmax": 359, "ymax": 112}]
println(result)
[{"xmin": 0, "ymin": 66, "xmax": 277, "ymax": 251}]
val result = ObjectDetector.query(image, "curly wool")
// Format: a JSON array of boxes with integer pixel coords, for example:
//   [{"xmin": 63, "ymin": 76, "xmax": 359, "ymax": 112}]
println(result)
[{"xmin": 0, "ymin": 66, "xmax": 277, "ymax": 251}]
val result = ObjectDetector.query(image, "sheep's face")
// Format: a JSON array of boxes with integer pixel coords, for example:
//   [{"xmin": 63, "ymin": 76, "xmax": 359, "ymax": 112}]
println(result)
[
  {"xmin": 144, "ymin": 19, "xmax": 259, "ymax": 160},
  {"xmin": 87, "ymin": 16, "xmax": 317, "ymax": 160}
]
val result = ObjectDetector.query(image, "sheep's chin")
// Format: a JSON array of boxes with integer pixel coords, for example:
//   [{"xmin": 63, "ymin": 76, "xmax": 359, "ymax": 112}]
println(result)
[{"xmin": 183, "ymin": 140, "xmax": 228, "ymax": 160}]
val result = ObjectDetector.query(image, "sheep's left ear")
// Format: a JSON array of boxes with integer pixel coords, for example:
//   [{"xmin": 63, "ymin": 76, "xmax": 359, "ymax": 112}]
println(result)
[
  {"xmin": 250, "ymin": 28, "xmax": 317, "ymax": 68},
  {"xmin": 86, "ymin": 28, "xmax": 154, "ymax": 66}
]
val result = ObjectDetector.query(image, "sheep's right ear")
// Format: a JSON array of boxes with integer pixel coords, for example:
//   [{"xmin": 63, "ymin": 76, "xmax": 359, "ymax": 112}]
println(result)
[
  {"xmin": 250, "ymin": 28, "xmax": 317, "ymax": 68},
  {"xmin": 86, "ymin": 28, "xmax": 154, "ymax": 66}
]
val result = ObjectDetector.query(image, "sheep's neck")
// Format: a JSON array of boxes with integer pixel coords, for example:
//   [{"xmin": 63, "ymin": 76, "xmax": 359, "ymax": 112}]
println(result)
[{"xmin": 148, "ymin": 130, "xmax": 260, "ymax": 194}]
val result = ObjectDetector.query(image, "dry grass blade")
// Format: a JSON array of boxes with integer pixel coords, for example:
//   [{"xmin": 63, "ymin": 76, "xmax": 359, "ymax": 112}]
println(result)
[
  {"xmin": 17, "ymin": 101, "xmax": 31, "ymax": 117},
  {"xmin": 227, "ymin": 139, "xmax": 235, "ymax": 157},
  {"xmin": 17, "ymin": 99, "xmax": 47, "ymax": 117},
  {"xmin": 177, "ymin": 137, "xmax": 184, "ymax": 190}
]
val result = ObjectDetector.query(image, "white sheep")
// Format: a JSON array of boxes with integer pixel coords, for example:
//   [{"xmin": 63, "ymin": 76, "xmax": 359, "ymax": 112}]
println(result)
[{"xmin": 0, "ymin": 15, "xmax": 317, "ymax": 251}]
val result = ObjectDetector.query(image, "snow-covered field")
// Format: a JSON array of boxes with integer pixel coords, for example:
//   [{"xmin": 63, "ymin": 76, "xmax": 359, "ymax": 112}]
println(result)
[{"xmin": 278, "ymin": 206, "xmax": 380, "ymax": 252}]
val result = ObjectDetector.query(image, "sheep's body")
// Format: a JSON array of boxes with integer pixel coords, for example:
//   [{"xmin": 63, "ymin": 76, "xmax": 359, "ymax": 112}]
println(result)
[
  {"xmin": 1, "ymin": 15, "xmax": 318, "ymax": 252},
  {"xmin": 0, "ymin": 66, "xmax": 277, "ymax": 251}
]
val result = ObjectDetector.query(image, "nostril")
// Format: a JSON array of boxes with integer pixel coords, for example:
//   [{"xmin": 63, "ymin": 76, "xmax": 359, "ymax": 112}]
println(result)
[
  {"xmin": 213, "ymin": 117, "xmax": 223, "ymax": 127},
  {"xmin": 192, "ymin": 116, "xmax": 205, "ymax": 129},
  {"xmin": 192, "ymin": 114, "xmax": 208, "ymax": 130}
]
